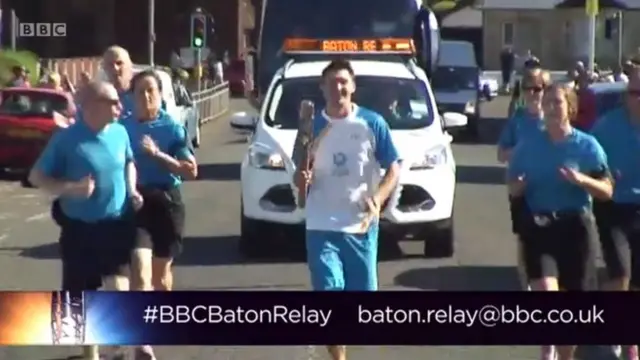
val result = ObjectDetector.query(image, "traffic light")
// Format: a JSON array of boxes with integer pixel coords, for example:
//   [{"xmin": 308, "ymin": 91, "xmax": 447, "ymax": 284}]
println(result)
[{"xmin": 190, "ymin": 13, "xmax": 207, "ymax": 48}]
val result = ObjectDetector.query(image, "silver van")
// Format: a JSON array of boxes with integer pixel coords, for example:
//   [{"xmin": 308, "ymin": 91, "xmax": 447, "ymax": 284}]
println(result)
[{"xmin": 432, "ymin": 40, "xmax": 488, "ymax": 139}]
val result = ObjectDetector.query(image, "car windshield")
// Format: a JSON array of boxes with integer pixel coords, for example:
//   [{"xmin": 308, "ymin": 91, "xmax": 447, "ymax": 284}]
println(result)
[
  {"xmin": 431, "ymin": 66, "xmax": 477, "ymax": 91},
  {"xmin": 266, "ymin": 76, "xmax": 434, "ymax": 130},
  {"xmin": 0, "ymin": 91, "xmax": 68, "ymax": 117},
  {"xmin": 595, "ymin": 91, "xmax": 623, "ymax": 117}
]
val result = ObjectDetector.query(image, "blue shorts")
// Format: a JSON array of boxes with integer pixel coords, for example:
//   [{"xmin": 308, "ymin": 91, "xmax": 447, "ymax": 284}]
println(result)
[{"xmin": 306, "ymin": 226, "xmax": 378, "ymax": 291}]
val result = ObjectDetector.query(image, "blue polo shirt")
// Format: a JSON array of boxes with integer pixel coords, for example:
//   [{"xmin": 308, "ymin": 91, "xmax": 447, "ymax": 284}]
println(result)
[
  {"xmin": 591, "ymin": 107, "xmax": 640, "ymax": 204},
  {"xmin": 497, "ymin": 108, "xmax": 544, "ymax": 150},
  {"xmin": 121, "ymin": 110, "xmax": 192, "ymax": 188},
  {"xmin": 33, "ymin": 120, "xmax": 133, "ymax": 222},
  {"xmin": 119, "ymin": 91, "xmax": 135, "ymax": 117},
  {"xmin": 508, "ymin": 129, "xmax": 608, "ymax": 213}
]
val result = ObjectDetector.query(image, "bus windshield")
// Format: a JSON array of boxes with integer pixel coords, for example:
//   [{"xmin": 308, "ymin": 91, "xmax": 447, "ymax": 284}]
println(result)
[{"xmin": 259, "ymin": 0, "xmax": 419, "ymax": 92}]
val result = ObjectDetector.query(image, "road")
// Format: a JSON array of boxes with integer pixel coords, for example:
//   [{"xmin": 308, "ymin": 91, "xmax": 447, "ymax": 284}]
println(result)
[{"xmin": 0, "ymin": 98, "xmax": 604, "ymax": 359}]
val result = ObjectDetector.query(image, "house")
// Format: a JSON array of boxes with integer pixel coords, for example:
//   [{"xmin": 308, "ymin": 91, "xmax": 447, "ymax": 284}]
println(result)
[
  {"xmin": 2, "ymin": 0, "xmax": 255, "ymax": 64},
  {"xmin": 480, "ymin": 0, "xmax": 638, "ymax": 69}
]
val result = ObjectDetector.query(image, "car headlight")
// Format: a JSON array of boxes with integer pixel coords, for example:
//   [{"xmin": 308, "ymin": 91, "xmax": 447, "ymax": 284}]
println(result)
[
  {"xmin": 410, "ymin": 146, "xmax": 448, "ymax": 170},
  {"xmin": 248, "ymin": 147, "xmax": 285, "ymax": 170},
  {"xmin": 464, "ymin": 100, "xmax": 476, "ymax": 114}
]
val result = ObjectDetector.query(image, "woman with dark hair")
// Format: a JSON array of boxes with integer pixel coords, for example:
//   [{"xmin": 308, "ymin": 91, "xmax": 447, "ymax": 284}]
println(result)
[
  {"xmin": 121, "ymin": 69, "xmax": 198, "ymax": 357},
  {"xmin": 508, "ymin": 83, "xmax": 612, "ymax": 360}
]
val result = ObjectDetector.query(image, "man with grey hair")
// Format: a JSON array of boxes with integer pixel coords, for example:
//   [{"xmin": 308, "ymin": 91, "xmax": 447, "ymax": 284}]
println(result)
[
  {"xmin": 29, "ymin": 81, "xmax": 144, "ymax": 360},
  {"xmin": 102, "ymin": 46, "xmax": 135, "ymax": 116}
]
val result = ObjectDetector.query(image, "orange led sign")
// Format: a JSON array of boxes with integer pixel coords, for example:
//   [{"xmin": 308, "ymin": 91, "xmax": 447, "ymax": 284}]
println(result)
[{"xmin": 283, "ymin": 38, "xmax": 415, "ymax": 54}]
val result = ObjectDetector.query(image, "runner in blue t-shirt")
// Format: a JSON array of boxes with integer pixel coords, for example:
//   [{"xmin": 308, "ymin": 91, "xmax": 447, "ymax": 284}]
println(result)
[
  {"xmin": 28, "ymin": 81, "xmax": 143, "ymax": 360},
  {"xmin": 293, "ymin": 59, "xmax": 401, "ymax": 360},
  {"xmin": 497, "ymin": 68, "xmax": 548, "ymax": 237},
  {"xmin": 590, "ymin": 70, "xmax": 640, "ymax": 360},
  {"xmin": 121, "ymin": 69, "xmax": 197, "ymax": 359},
  {"xmin": 508, "ymin": 83, "xmax": 612, "ymax": 360},
  {"xmin": 102, "ymin": 46, "xmax": 135, "ymax": 116}
]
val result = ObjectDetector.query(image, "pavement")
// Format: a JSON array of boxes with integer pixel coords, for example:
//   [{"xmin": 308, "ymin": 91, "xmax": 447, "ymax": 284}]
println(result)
[{"xmin": 0, "ymin": 97, "xmax": 607, "ymax": 359}]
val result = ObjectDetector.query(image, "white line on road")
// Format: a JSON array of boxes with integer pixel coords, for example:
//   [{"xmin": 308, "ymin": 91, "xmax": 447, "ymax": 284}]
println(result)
[
  {"xmin": 0, "ymin": 213, "xmax": 15, "ymax": 220},
  {"xmin": 10, "ymin": 193, "xmax": 38, "ymax": 199},
  {"xmin": 25, "ymin": 212, "xmax": 48, "ymax": 222}
]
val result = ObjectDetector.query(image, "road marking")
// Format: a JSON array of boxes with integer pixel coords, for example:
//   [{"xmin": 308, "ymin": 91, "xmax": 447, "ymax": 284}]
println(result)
[
  {"xmin": 0, "ymin": 233, "xmax": 7, "ymax": 243},
  {"xmin": 0, "ymin": 213, "xmax": 15, "ymax": 220},
  {"xmin": 10, "ymin": 193, "xmax": 38, "ymax": 199},
  {"xmin": 25, "ymin": 212, "xmax": 48, "ymax": 222}
]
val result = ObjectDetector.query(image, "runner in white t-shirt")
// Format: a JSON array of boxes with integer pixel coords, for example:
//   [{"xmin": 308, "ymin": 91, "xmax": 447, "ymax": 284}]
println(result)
[{"xmin": 294, "ymin": 59, "xmax": 401, "ymax": 360}]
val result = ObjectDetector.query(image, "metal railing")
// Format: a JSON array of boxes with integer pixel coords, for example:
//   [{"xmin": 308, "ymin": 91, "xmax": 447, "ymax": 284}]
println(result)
[
  {"xmin": 192, "ymin": 81, "xmax": 230, "ymax": 125},
  {"xmin": 40, "ymin": 57, "xmax": 232, "ymax": 124}
]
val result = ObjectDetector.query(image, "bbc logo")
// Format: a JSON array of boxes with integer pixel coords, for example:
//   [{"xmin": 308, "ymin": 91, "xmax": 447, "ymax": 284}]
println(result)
[{"xmin": 18, "ymin": 23, "xmax": 67, "ymax": 37}]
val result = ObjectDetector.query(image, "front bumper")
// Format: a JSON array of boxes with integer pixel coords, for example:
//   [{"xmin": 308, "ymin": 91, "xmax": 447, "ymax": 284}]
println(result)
[
  {"xmin": 0, "ymin": 142, "xmax": 46, "ymax": 169},
  {"xmin": 241, "ymin": 164, "xmax": 455, "ymax": 226}
]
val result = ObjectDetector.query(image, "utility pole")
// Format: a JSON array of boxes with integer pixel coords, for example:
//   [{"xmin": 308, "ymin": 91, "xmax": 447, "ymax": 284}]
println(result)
[
  {"xmin": 148, "ymin": 0, "xmax": 155, "ymax": 65},
  {"xmin": 585, "ymin": 0, "xmax": 598, "ymax": 72},
  {"xmin": 10, "ymin": 9, "xmax": 16, "ymax": 50}
]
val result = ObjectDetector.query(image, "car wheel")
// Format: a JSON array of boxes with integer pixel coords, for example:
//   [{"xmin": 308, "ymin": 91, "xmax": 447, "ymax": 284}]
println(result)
[
  {"xmin": 191, "ymin": 119, "xmax": 201, "ymax": 149},
  {"xmin": 423, "ymin": 218, "xmax": 454, "ymax": 258},
  {"xmin": 21, "ymin": 171, "xmax": 34, "ymax": 188},
  {"xmin": 464, "ymin": 115, "xmax": 480, "ymax": 140}
]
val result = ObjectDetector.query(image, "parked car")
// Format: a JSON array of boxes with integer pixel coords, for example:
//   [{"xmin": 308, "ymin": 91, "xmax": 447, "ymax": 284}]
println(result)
[
  {"xmin": 225, "ymin": 60, "xmax": 246, "ymax": 96},
  {"xmin": 0, "ymin": 88, "xmax": 74, "ymax": 185}
]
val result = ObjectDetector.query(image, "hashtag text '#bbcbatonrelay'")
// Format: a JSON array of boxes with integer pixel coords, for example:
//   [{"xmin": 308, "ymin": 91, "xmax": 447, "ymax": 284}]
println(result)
[
  {"xmin": 143, "ymin": 305, "xmax": 333, "ymax": 326},
  {"xmin": 143, "ymin": 303, "xmax": 604, "ymax": 328}
]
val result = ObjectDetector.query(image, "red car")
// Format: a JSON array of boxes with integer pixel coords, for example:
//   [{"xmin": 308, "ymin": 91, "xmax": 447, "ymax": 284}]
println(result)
[
  {"xmin": 0, "ymin": 88, "xmax": 75, "ymax": 174},
  {"xmin": 225, "ymin": 60, "xmax": 247, "ymax": 96}
]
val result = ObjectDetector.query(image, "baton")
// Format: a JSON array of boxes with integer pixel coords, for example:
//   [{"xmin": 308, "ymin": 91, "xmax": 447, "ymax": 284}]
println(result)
[{"xmin": 293, "ymin": 100, "xmax": 315, "ymax": 208}]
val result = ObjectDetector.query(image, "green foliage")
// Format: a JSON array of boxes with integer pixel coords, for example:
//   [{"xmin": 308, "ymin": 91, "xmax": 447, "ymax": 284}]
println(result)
[{"xmin": 0, "ymin": 50, "xmax": 40, "ymax": 85}]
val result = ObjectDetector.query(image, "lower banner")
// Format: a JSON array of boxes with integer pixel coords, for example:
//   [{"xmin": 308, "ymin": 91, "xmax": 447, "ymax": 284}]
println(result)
[{"xmin": 0, "ymin": 291, "xmax": 636, "ymax": 345}]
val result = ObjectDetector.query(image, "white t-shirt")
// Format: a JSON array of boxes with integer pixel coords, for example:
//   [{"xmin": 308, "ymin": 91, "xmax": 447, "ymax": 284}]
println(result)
[{"xmin": 305, "ymin": 105, "xmax": 399, "ymax": 233}]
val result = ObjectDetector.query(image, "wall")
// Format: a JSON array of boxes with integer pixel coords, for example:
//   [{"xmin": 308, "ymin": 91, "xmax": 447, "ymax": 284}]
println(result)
[{"xmin": 483, "ymin": 9, "xmax": 640, "ymax": 70}]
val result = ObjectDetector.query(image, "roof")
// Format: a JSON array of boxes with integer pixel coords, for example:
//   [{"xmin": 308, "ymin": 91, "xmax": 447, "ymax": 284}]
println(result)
[
  {"xmin": 555, "ymin": 0, "xmax": 627, "ymax": 7},
  {"xmin": 283, "ymin": 60, "xmax": 415, "ymax": 79},
  {"xmin": 481, "ymin": 0, "xmax": 634, "ymax": 9},
  {"xmin": 589, "ymin": 81, "xmax": 626, "ymax": 93},
  {"xmin": 442, "ymin": 6, "xmax": 482, "ymax": 28}
]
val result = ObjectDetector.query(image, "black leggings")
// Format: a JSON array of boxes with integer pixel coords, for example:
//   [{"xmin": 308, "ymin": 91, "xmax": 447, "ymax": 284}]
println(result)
[
  {"xmin": 518, "ymin": 211, "xmax": 596, "ymax": 291},
  {"xmin": 595, "ymin": 201, "xmax": 640, "ymax": 286},
  {"xmin": 509, "ymin": 196, "xmax": 528, "ymax": 234},
  {"xmin": 136, "ymin": 186, "xmax": 186, "ymax": 258}
]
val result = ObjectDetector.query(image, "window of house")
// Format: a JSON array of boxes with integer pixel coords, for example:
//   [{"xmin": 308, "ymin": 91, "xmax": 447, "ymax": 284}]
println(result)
[{"xmin": 502, "ymin": 22, "xmax": 514, "ymax": 47}]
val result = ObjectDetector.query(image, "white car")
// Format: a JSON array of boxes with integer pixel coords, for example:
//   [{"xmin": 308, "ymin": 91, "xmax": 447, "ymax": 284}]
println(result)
[
  {"xmin": 231, "ymin": 58, "xmax": 467, "ymax": 259},
  {"xmin": 96, "ymin": 65, "xmax": 201, "ymax": 148}
]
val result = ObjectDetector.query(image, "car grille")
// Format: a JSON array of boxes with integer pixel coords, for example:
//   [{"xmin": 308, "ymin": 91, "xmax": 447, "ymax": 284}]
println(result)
[
  {"xmin": 259, "ymin": 184, "xmax": 296, "ymax": 212},
  {"xmin": 383, "ymin": 185, "xmax": 435, "ymax": 213}
]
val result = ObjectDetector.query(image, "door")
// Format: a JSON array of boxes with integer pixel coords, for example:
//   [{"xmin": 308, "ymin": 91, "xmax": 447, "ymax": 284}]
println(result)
[{"xmin": 515, "ymin": 18, "xmax": 542, "ymax": 65}]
